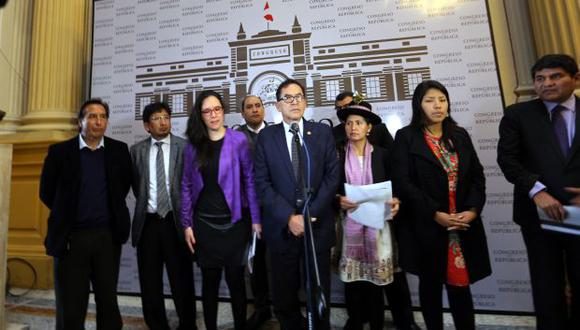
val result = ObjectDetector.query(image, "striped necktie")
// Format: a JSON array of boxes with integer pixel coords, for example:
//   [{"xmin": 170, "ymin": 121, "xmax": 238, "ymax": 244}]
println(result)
[{"xmin": 155, "ymin": 142, "xmax": 171, "ymax": 217}]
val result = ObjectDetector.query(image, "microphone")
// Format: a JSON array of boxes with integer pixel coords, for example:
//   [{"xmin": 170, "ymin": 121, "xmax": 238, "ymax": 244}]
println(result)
[{"xmin": 290, "ymin": 122, "xmax": 300, "ymax": 143}]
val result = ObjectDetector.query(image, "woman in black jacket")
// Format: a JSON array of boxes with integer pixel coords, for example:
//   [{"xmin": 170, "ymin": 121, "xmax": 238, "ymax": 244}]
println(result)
[
  {"xmin": 392, "ymin": 80, "xmax": 491, "ymax": 330},
  {"xmin": 336, "ymin": 101, "xmax": 418, "ymax": 330}
]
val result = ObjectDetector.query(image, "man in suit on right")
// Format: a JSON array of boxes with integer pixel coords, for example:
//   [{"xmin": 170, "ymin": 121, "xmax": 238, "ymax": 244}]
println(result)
[
  {"xmin": 255, "ymin": 79, "xmax": 339, "ymax": 330},
  {"xmin": 332, "ymin": 91, "xmax": 394, "ymax": 151},
  {"xmin": 498, "ymin": 54, "xmax": 580, "ymax": 330}
]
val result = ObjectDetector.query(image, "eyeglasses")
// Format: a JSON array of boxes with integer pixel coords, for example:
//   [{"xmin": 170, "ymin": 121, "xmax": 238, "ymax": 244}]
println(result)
[
  {"xmin": 150, "ymin": 115, "xmax": 170, "ymax": 122},
  {"xmin": 201, "ymin": 106, "xmax": 224, "ymax": 115},
  {"xmin": 278, "ymin": 94, "xmax": 305, "ymax": 104}
]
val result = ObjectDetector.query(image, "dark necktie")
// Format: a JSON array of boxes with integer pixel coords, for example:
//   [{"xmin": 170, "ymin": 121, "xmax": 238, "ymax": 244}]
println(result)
[
  {"xmin": 155, "ymin": 142, "xmax": 170, "ymax": 217},
  {"xmin": 551, "ymin": 105, "xmax": 570, "ymax": 157},
  {"xmin": 290, "ymin": 125, "xmax": 301, "ymax": 181}
]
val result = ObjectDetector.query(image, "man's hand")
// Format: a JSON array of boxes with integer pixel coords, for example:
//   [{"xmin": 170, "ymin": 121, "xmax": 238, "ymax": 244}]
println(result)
[
  {"xmin": 533, "ymin": 190, "xmax": 566, "ymax": 221},
  {"xmin": 288, "ymin": 214, "xmax": 305, "ymax": 237},
  {"xmin": 434, "ymin": 211, "xmax": 470, "ymax": 230},
  {"xmin": 566, "ymin": 187, "xmax": 580, "ymax": 206},
  {"xmin": 184, "ymin": 227, "xmax": 196, "ymax": 254}
]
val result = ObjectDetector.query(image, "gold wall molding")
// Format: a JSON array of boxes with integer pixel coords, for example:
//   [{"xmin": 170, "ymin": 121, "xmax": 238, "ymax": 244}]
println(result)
[{"xmin": 0, "ymin": 131, "xmax": 76, "ymax": 290}]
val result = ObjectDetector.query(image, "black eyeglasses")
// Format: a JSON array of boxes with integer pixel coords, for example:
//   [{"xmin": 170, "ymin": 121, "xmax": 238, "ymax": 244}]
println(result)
[{"xmin": 278, "ymin": 94, "xmax": 305, "ymax": 104}]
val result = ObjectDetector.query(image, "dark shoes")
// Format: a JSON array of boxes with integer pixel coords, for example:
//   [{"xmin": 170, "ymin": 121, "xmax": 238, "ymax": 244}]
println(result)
[{"xmin": 246, "ymin": 308, "xmax": 272, "ymax": 330}]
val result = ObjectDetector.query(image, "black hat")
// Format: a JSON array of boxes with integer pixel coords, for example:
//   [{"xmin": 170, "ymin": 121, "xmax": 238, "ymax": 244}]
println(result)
[{"xmin": 337, "ymin": 101, "xmax": 381, "ymax": 125}]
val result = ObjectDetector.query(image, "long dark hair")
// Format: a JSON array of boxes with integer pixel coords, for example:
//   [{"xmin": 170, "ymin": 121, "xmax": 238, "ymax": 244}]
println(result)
[
  {"xmin": 185, "ymin": 90, "xmax": 226, "ymax": 168},
  {"xmin": 409, "ymin": 80, "xmax": 458, "ymax": 151}
]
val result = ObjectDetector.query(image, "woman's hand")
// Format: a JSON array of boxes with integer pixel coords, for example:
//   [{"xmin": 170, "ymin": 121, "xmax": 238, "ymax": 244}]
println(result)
[
  {"xmin": 252, "ymin": 223, "xmax": 262, "ymax": 239},
  {"xmin": 387, "ymin": 197, "xmax": 401, "ymax": 218},
  {"xmin": 184, "ymin": 227, "xmax": 196, "ymax": 254},
  {"xmin": 339, "ymin": 196, "xmax": 358, "ymax": 211},
  {"xmin": 434, "ymin": 211, "xmax": 471, "ymax": 231}
]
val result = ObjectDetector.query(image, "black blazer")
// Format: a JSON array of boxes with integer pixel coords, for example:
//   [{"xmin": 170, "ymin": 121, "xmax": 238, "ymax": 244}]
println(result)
[
  {"xmin": 254, "ymin": 121, "xmax": 339, "ymax": 253},
  {"xmin": 333, "ymin": 122, "xmax": 394, "ymax": 152},
  {"xmin": 40, "ymin": 136, "xmax": 132, "ymax": 257},
  {"xmin": 497, "ymin": 97, "xmax": 580, "ymax": 227},
  {"xmin": 392, "ymin": 126, "xmax": 491, "ymax": 283}
]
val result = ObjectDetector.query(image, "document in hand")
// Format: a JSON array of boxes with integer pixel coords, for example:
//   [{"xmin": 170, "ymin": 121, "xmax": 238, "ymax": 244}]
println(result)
[
  {"xmin": 247, "ymin": 231, "xmax": 257, "ymax": 273},
  {"xmin": 344, "ymin": 181, "xmax": 392, "ymax": 230},
  {"xmin": 538, "ymin": 206, "xmax": 580, "ymax": 236}
]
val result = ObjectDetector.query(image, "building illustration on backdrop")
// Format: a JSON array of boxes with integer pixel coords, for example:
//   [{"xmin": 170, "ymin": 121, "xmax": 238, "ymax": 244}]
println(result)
[{"xmin": 134, "ymin": 16, "xmax": 431, "ymax": 120}]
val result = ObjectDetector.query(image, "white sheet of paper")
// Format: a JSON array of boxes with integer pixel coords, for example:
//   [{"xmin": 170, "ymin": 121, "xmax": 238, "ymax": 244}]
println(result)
[
  {"xmin": 344, "ymin": 181, "xmax": 392, "ymax": 230},
  {"xmin": 247, "ymin": 231, "xmax": 257, "ymax": 273}
]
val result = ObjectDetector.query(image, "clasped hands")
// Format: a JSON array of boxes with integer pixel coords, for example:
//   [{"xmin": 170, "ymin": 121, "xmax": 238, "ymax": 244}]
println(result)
[{"xmin": 434, "ymin": 210, "xmax": 477, "ymax": 231}]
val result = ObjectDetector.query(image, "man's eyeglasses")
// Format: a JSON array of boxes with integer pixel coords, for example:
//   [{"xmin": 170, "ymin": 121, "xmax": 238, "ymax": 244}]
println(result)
[
  {"xmin": 278, "ymin": 94, "xmax": 305, "ymax": 104},
  {"xmin": 150, "ymin": 115, "xmax": 170, "ymax": 122},
  {"xmin": 201, "ymin": 106, "xmax": 224, "ymax": 115}
]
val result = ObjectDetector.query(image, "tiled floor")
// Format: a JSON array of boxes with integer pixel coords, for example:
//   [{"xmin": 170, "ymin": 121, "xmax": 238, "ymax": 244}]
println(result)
[{"xmin": 5, "ymin": 290, "xmax": 536, "ymax": 329}]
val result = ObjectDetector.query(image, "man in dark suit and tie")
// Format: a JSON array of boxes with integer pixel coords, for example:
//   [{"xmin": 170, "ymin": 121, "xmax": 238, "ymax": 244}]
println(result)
[
  {"xmin": 332, "ymin": 91, "xmax": 394, "ymax": 151},
  {"xmin": 254, "ymin": 79, "xmax": 339, "ymax": 330},
  {"xmin": 130, "ymin": 102, "xmax": 196, "ymax": 329},
  {"xmin": 237, "ymin": 95, "xmax": 272, "ymax": 329},
  {"xmin": 40, "ymin": 98, "xmax": 132, "ymax": 329},
  {"xmin": 497, "ymin": 54, "xmax": 580, "ymax": 330}
]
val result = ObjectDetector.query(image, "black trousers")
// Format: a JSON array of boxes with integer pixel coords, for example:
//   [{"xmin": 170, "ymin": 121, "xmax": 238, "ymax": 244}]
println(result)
[
  {"xmin": 250, "ymin": 237, "xmax": 271, "ymax": 311},
  {"xmin": 137, "ymin": 213, "xmax": 197, "ymax": 330},
  {"xmin": 521, "ymin": 224, "xmax": 580, "ymax": 330},
  {"xmin": 418, "ymin": 275, "xmax": 474, "ymax": 330},
  {"xmin": 270, "ymin": 246, "xmax": 331, "ymax": 330},
  {"xmin": 200, "ymin": 266, "xmax": 246, "ymax": 330},
  {"xmin": 344, "ymin": 281, "xmax": 384, "ymax": 330},
  {"xmin": 384, "ymin": 272, "xmax": 417, "ymax": 329},
  {"xmin": 54, "ymin": 227, "xmax": 122, "ymax": 330}
]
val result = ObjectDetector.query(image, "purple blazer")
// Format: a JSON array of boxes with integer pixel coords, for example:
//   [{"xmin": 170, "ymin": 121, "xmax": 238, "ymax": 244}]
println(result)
[{"xmin": 180, "ymin": 128, "xmax": 261, "ymax": 228}]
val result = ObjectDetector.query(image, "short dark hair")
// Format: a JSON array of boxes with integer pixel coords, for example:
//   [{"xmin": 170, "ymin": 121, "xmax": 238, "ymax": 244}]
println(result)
[
  {"xmin": 142, "ymin": 102, "xmax": 171, "ymax": 123},
  {"xmin": 240, "ymin": 95, "xmax": 264, "ymax": 111},
  {"xmin": 78, "ymin": 98, "xmax": 109, "ymax": 120},
  {"xmin": 531, "ymin": 54, "xmax": 579, "ymax": 79},
  {"xmin": 335, "ymin": 91, "xmax": 354, "ymax": 104},
  {"xmin": 275, "ymin": 79, "xmax": 306, "ymax": 102}
]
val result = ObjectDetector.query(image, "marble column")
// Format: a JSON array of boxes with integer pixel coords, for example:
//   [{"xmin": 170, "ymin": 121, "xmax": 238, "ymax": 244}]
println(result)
[
  {"xmin": 504, "ymin": 0, "xmax": 538, "ymax": 101},
  {"xmin": 17, "ymin": 0, "xmax": 91, "ymax": 132},
  {"xmin": 528, "ymin": 0, "xmax": 579, "ymax": 59},
  {"xmin": 0, "ymin": 0, "xmax": 33, "ymax": 133}
]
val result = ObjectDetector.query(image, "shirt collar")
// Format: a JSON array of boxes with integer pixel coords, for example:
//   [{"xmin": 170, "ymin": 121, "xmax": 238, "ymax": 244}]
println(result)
[
  {"xmin": 282, "ymin": 118, "xmax": 304, "ymax": 135},
  {"xmin": 544, "ymin": 94, "xmax": 577, "ymax": 113},
  {"xmin": 79, "ymin": 135, "xmax": 105, "ymax": 150},
  {"xmin": 247, "ymin": 121, "xmax": 266, "ymax": 134},
  {"xmin": 150, "ymin": 134, "xmax": 171, "ymax": 146}
]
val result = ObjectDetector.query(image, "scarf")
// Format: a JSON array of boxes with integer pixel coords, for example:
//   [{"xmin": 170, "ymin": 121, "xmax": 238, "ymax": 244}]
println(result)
[{"xmin": 344, "ymin": 140, "xmax": 377, "ymax": 260}]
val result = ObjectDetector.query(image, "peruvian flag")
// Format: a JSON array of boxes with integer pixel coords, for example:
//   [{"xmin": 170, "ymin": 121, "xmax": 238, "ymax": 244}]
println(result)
[{"xmin": 264, "ymin": 2, "xmax": 273, "ymax": 22}]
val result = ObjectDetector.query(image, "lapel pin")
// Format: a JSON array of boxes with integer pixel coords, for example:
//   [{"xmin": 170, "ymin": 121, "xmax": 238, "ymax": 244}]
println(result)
[{"xmin": 307, "ymin": 130, "xmax": 312, "ymax": 135}]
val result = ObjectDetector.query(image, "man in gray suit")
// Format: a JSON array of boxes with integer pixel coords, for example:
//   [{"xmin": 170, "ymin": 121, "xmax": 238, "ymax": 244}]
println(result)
[{"xmin": 131, "ymin": 102, "xmax": 196, "ymax": 329}]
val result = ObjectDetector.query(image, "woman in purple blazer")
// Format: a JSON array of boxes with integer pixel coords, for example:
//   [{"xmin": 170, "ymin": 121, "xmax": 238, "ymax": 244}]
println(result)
[{"xmin": 181, "ymin": 90, "xmax": 261, "ymax": 330}]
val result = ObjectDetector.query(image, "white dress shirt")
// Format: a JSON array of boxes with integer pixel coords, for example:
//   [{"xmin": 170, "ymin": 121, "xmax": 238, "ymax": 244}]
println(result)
[
  {"xmin": 282, "ymin": 119, "xmax": 304, "ymax": 162},
  {"xmin": 147, "ymin": 135, "xmax": 172, "ymax": 214}
]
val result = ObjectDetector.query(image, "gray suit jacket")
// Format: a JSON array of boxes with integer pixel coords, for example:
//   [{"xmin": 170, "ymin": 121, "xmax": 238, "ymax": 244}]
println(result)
[{"xmin": 130, "ymin": 134, "xmax": 187, "ymax": 247}]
